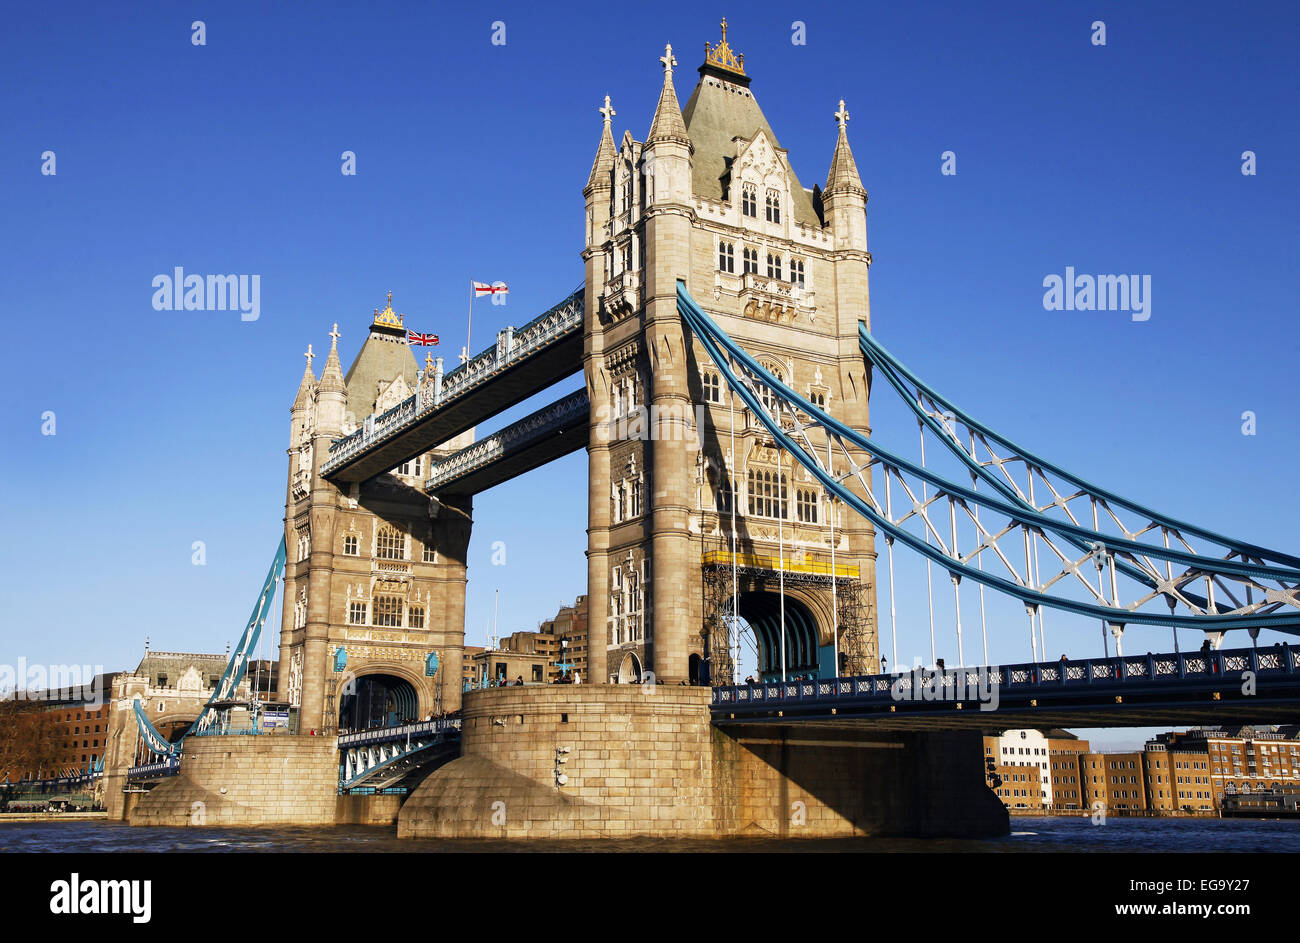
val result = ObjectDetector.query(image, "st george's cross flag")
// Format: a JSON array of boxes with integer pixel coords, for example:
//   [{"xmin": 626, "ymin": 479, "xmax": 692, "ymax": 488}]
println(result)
[
  {"xmin": 472, "ymin": 280, "xmax": 508, "ymax": 298},
  {"xmin": 407, "ymin": 331, "xmax": 439, "ymax": 346}
]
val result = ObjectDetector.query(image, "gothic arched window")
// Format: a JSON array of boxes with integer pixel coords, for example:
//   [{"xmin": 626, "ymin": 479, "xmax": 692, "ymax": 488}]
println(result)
[
  {"xmin": 741, "ymin": 184, "xmax": 757, "ymax": 218},
  {"xmin": 376, "ymin": 525, "xmax": 406, "ymax": 560},
  {"xmin": 765, "ymin": 190, "xmax": 781, "ymax": 223},
  {"xmin": 747, "ymin": 468, "xmax": 788, "ymax": 519}
]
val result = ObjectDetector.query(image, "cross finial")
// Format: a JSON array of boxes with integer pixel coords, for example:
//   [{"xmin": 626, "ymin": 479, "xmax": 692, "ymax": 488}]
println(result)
[
  {"xmin": 425, "ymin": 352, "xmax": 434, "ymax": 371},
  {"xmin": 329, "ymin": 322, "xmax": 341, "ymax": 347},
  {"xmin": 599, "ymin": 95, "xmax": 615, "ymax": 124},
  {"xmin": 660, "ymin": 43, "xmax": 676, "ymax": 77},
  {"xmin": 304, "ymin": 344, "xmax": 314, "ymax": 369},
  {"xmin": 835, "ymin": 99, "xmax": 850, "ymax": 130},
  {"xmin": 720, "ymin": 18, "xmax": 728, "ymax": 42}
]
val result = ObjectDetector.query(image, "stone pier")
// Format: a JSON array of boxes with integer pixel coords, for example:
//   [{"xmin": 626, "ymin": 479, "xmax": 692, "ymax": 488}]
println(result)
[{"xmin": 398, "ymin": 686, "xmax": 1008, "ymax": 839}]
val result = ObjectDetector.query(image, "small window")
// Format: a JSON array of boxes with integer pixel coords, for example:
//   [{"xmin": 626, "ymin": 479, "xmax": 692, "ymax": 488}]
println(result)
[
  {"xmin": 408, "ymin": 606, "xmax": 425, "ymax": 629},
  {"xmin": 765, "ymin": 190, "xmax": 781, "ymax": 224},
  {"xmin": 741, "ymin": 185, "xmax": 757, "ymax": 218},
  {"xmin": 422, "ymin": 544, "xmax": 437, "ymax": 563},
  {"xmin": 789, "ymin": 258, "xmax": 805, "ymax": 288},
  {"xmin": 702, "ymin": 370, "xmax": 721, "ymax": 403},
  {"xmin": 766, "ymin": 253, "xmax": 782, "ymax": 280},
  {"xmin": 718, "ymin": 242, "xmax": 735, "ymax": 273},
  {"xmin": 742, "ymin": 247, "xmax": 758, "ymax": 275},
  {"xmin": 796, "ymin": 489, "xmax": 818, "ymax": 524},
  {"xmin": 348, "ymin": 601, "xmax": 367, "ymax": 625},
  {"xmin": 397, "ymin": 456, "xmax": 423, "ymax": 477},
  {"xmin": 343, "ymin": 534, "xmax": 359, "ymax": 556}
]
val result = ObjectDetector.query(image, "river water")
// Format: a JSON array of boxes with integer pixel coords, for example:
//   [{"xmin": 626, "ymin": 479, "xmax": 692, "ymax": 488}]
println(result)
[{"xmin": 3, "ymin": 815, "xmax": 1298, "ymax": 852}]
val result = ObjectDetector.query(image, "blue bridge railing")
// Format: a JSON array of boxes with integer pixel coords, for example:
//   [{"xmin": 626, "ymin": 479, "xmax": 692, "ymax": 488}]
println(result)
[{"xmin": 712, "ymin": 644, "xmax": 1299, "ymax": 715}]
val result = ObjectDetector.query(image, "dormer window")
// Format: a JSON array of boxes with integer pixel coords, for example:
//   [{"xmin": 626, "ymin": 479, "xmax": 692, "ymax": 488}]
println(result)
[
  {"xmin": 742, "ymin": 184, "xmax": 757, "ymax": 218},
  {"xmin": 765, "ymin": 190, "xmax": 781, "ymax": 223}
]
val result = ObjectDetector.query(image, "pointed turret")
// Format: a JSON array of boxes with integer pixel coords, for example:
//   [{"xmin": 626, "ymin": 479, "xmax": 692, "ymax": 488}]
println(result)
[
  {"xmin": 315, "ymin": 323, "xmax": 348, "ymax": 435},
  {"xmin": 585, "ymin": 95, "xmax": 618, "ymax": 195},
  {"xmin": 646, "ymin": 44, "xmax": 691, "ymax": 147},
  {"xmin": 318, "ymin": 324, "xmax": 346, "ymax": 395},
  {"xmin": 825, "ymin": 99, "xmax": 866, "ymax": 198},
  {"xmin": 293, "ymin": 345, "xmax": 317, "ymax": 410}
]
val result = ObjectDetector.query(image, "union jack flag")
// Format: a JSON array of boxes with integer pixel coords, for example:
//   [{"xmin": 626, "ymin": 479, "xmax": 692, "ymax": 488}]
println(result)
[{"xmin": 407, "ymin": 331, "xmax": 439, "ymax": 346}]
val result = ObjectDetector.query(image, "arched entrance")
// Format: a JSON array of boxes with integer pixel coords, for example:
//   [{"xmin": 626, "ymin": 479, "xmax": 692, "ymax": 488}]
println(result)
[
  {"xmin": 688, "ymin": 653, "xmax": 703, "ymax": 685},
  {"xmin": 616, "ymin": 652, "xmax": 642, "ymax": 684},
  {"xmin": 736, "ymin": 591, "xmax": 823, "ymax": 681},
  {"xmin": 339, "ymin": 673, "xmax": 419, "ymax": 731}
]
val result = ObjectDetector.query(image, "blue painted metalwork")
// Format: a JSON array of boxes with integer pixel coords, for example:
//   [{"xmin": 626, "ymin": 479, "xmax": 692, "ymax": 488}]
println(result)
[
  {"xmin": 425, "ymin": 652, "xmax": 439, "ymax": 677},
  {"xmin": 858, "ymin": 325, "xmax": 1300, "ymax": 574},
  {"xmin": 676, "ymin": 283, "xmax": 1300, "ymax": 632},
  {"xmin": 712, "ymin": 644, "xmax": 1300, "ymax": 720},
  {"xmin": 132, "ymin": 538, "xmax": 287, "ymax": 758},
  {"xmin": 334, "ymin": 646, "xmax": 347, "ymax": 672},
  {"xmin": 337, "ymin": 719, "xmax": 461, "ymax": 792}
]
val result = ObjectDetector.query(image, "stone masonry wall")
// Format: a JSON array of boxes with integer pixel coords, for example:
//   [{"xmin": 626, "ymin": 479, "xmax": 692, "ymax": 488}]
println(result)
[
  {"xmin": 399, "ymin": 685, "xmax": 716, "ymax": 838},
  {"xmin": 129, "ymin": 734, "xmax": 339, "ymax": 827}
]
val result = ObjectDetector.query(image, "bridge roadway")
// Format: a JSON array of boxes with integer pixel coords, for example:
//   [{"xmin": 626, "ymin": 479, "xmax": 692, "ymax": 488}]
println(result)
[
  {"xmin": 320, "ymin": 287, "xmax": 583, "ymax": 484},
  {"xmin": 337, "ymin": 718, "xmax": 461, "ymax": 792},
  {"xmin": 711, "ymin": 644, "xmax": 1300, "ymax": 731}
]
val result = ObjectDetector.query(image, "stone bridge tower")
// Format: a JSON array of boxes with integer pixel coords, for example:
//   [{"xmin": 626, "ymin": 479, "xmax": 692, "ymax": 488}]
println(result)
[
  {"xmin": 278, "ymin": 296, "xmax": 472, "ymax": 733},
  {"xmin": 583, "ymin": 23, "xmax": 878, "ymax": 686}
]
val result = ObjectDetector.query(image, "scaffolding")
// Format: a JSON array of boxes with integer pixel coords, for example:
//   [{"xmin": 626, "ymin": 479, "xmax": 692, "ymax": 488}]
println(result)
[{"xmin": 701, "ymin": 544, "xmax": 875, "ymax": 684}]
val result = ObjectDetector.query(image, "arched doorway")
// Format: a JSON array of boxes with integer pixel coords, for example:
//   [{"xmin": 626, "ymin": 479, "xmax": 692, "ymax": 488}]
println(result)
[
  {"xmin": 339, "ymin": 673, "xmax": 419, "ymax": 731},
  {"xmin": 616, "ymin": 652, "xmax": 642, "ymax": 684},
  {"xmin": 735, "ymin": 591, "xmax": 823, "ymax": 681},
  {"xmin": 688, "ymin": 653, "xmax": 703, "ymax": 685}
]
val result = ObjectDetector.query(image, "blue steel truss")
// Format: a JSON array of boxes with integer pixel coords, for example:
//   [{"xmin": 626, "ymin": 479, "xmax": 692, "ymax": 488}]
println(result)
[
  {"xmin": 133, "ymin": 538, "xmax": 287, "ymax": 758},
  {"xmin": 677, "ymin": 283, "xmax": 1300, "ymax": 635}
]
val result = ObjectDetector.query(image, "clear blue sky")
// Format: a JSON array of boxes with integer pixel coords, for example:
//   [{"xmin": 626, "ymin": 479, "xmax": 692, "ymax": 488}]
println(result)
[{"xmin": 2, "ymin": 1, "xmax": 1296, "ymax": 749}]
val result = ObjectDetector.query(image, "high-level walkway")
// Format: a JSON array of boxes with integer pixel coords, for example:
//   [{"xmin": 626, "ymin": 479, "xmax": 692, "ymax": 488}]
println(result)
[{"xmin": 320, "ymin": 287, "xmax": 584, "ymax": 483}]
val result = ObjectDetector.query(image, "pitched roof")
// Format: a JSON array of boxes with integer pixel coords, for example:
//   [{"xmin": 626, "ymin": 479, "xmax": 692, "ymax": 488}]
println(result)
[
  {"xmin": 681, "ymin": 68, "xmax": 819, "ymax": 225},
  {"xmin": 344, "ymin": 319, "xmax": 418, "ymax": 418}
]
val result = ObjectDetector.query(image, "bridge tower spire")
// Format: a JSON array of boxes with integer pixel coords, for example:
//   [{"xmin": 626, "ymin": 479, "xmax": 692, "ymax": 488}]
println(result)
[{"xmin": 583, "ymin": 22, "xmax": 878, "ymax": 686}]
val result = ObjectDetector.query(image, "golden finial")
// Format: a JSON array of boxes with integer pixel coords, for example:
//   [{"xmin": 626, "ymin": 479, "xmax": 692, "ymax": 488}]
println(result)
[
  {"xmin": 373, "ymin": 290, "xmax": 404, "ymax": 329},
  {"xmin": 425, "ymin": 352, "xmax": 434, "ymax": 371},
  {"xmin": 704, "ymin": 17, "xmax": 745, "ymax": 76}
]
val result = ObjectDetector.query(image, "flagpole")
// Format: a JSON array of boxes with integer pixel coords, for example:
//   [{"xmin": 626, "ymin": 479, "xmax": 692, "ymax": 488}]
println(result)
[{"xmin": 466, "ymin": 279, "xmax": 473, "ymax": 361}]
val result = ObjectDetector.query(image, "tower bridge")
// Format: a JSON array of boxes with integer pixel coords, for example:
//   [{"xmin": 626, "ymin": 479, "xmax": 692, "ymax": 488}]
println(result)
[{"xmin": 104, "ymin": 22, "xmax": 1300, "ymax": 839}]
